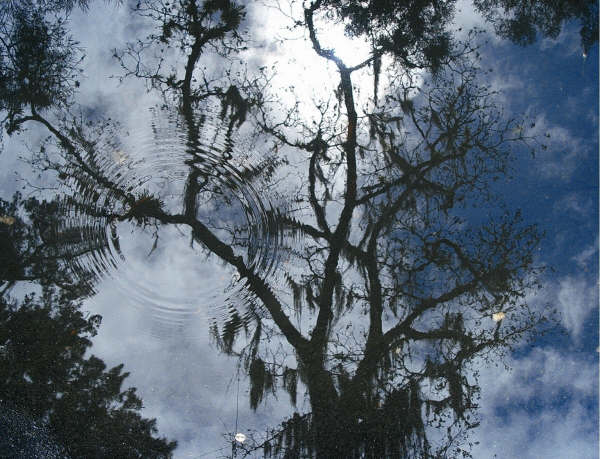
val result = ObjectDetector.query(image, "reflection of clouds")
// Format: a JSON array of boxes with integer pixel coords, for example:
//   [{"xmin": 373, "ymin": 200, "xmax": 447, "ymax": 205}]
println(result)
[
  {"xmin": 472, "ymin": 347, "xmax": 598, "ymax": 458},
  {"xmin": 537, "ymin": 24, "xmax": 583, "ymax": 55},
  {"xmin": 529, "ymin": 116, "xmax": 589, "ymax": 181},
  {"xmin": 97, "ymin": 223, "xmax": 238, "ymax": 340},
  {"xmin": 245, "ymin": 2, "xmax": 340, "ymax": 111},
  {"xmin": 468, "ymin": 263, "xmax": 598, "ymax": 456},
  {"xmin": 477, "ymin": 402, "xmax": 597, "ymax": 458},
  {"xmin": 53, "ymin": 101, "xmax": 294, "ymax": 337},
  {"xmin": 0, "ymin": 2, "xmax": 594, "ymax": 458},
  {"xmin": 452, "ymin": 0, "xmax": 493, "ymax": 38},
  {"xmin": 523, "ymin": 268, "xmax": 597, "ymax": 342},
  {"xmin": 572, "ymin": 239, "xmax": 598, "ymax": 269},
  {"xmin": 557, "ymin": 275, "xmax": 598, "ymax": 340},
  {"xmin": 527, "ymin": 242, "xmax": 598, "ymax": 342},
  {"xmin": 554, "ymin": 192, "xmax": 594, "ymax": 217},
  {"xmin": 87, "ymin": 284, "xmax": 295, "ymax": 457},
  {"xmin": 31, "ymin": 6, "xmax": 306, "ymax": 451},
  {"xmin": 111, "ymin": 149, "xmax": 128, "ymax": 165}
]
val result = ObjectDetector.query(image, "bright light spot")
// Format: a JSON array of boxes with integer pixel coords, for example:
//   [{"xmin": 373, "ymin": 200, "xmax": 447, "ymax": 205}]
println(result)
[
  {"xmin": 317, "ymin": 22, "xmax": 371, "ymax": 66},
  {"xmin": 234, "ymin": 433, "xmax": 246, "ymax": 443},
  {"xmin": 583, "ymin": 52, "xmax": 587, "ymax": 59},
  {"xmin": 492, "ymin": 312, "xmax": 505, "ymax": 322},
  {"xmin": 0, "ymin": 216, "xmax": 15, "ymax": 225}
]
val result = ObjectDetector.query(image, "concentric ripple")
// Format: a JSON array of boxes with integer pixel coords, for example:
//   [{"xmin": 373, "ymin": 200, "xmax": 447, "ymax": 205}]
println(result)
[{"xmin": 54, "ymin": 106, "xmax": 301, "ymax": 339}]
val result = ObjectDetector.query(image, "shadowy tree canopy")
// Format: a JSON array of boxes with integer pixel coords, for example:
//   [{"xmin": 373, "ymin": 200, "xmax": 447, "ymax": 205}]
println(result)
[
  {"xmin": 0, "ymin": 193, "xmax": 98, "ymax": 298},
  {"xmin": 0, "ymin": 289, "xmax": 177, "ymax": 458},
  {"xmin": 473, "ymin": 0, "xmax": 598, "ymax": 53},
  {"xmin": 315, "ymin": 0, "xmax": 596, "ymax": 65},
  {"xmin": 0, "ymin": 0, "xmax": 84, "ymax": 134},
  {"xmin": 0, "ymin": 0, "xmax": 585, "ymax": 457}
]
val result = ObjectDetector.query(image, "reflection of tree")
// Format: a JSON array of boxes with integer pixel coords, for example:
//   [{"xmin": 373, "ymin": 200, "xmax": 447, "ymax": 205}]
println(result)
[
  {"xmin": 1, "ymin": 0, "xmax": 584, "ymax": 458},
  {"xmin": 473, "ymin": 0, "xmax": 598, "ymax": 52},
  {"xmin": 0, "ymin": 288, "xmax": 177, "ymax": 458},
  {"xmin": 0, "ymin": 0, "xmax": 85, "ymax": 134},
  {"xmin": 0, "ymin": 4, "xmax": 177, "ymax": 456},
  {"xmin": 0, "ymin": 194, "xmax": 177, "ymax": 456},
  {"xmin": 230, "ymin": 57, "xmax": 545, "ymax": 457},
  {"xmin": 0, "ymin": 193, "xmax": 99, "ymax": 297}
]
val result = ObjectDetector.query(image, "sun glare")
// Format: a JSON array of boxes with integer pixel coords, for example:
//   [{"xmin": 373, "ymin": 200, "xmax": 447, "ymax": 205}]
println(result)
[
  {"xmin": 248, "ymin": 2, "xmax": 383, "ymax": 125},
  {"xmin": 317, "ymin": 22, "xmax": 371, "ymax": 66}
]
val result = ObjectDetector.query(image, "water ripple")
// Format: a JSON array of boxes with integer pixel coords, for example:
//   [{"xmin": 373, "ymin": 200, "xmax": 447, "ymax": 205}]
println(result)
[{"xmin": 54, "ymin": 106, "xmax": 301, "ymax": 340}]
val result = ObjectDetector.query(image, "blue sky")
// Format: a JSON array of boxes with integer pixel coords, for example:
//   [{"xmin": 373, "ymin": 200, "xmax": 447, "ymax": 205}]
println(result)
[
  {"xmin": 465, "ymin": 19, "xmax": 599, "ymax": 458},
  {"xmin": 0, "ymin": 1, "xmax": 598, "ymax": 457}
]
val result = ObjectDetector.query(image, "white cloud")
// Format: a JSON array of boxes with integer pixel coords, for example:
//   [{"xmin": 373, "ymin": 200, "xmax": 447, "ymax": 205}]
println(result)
[
  {"xmin": 472, "ymin": 348, "xmax": 598, "ymax": 458},
  {"xmin": 572, "ymin": 239, "xmax": 599, "ymax": 270},
  {"xmin": 538, "ymin": 23, "xmax": 584, "ymax": 57},
  {"xmin": 527, "ymin": 115, "xmax": 589, "ymax": 181},
  {"xmin": 473, "ymin": 401, "xmax": 598, "ymax": 459},
  {"xmin": 520, "ymin": 266, "xmax": 597, "ymax": 343},
  {"xmin": 453, "ymin": 0, "xmax": 492, "ymax": 37},
  {"xmin": 557, "ymin": 275, "xmax": 598, "ymax": 339},
  {"xmin": 554, "ymin": 193, "xmax": 594, "ymax": 218},
  {"xmin": 87, "ymin": 284, "xmax": 296, "ymax": 458}
]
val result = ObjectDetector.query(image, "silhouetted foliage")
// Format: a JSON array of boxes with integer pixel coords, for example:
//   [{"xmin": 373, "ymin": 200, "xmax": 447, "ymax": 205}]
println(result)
[
  {"xmin": 0, "ymin": 1, "xmax": 84, "ymax": 134},
  {"xmin": 0, "ymin": 193, "xmax": 97, "ymax": 298},
  {"xmin": 114, "ymin": 0, "xmax": 246, "ymax": 104},
  {"xmin": 474, "ymin": 0, "xmax": 598, "ymax": 53},
  {"xmin": 0, "ymin": 0, "xmax": 575, "ymax": 457},
  {"xmin": 316, "ymin": 0, "xmax": 455, "ymax": 72},
  {"xmin": 0, "ymin": 289, "xmax": 177, "ymax": 458},
  {"xmin": 313, "ymin": 0, "xmax": 596, "ymax": 72}
]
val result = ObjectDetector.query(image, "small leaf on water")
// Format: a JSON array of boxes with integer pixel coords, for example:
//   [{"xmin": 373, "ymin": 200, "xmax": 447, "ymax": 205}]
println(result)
[{"xmin": 0, "ymin": 216, "xmax": 15, "ymax": 225}]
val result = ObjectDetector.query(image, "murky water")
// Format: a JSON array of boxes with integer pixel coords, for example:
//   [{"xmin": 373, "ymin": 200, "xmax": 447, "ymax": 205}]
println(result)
[{"xmin": 0, "ymin": 1, "xmax": 597, "ymax": 458}]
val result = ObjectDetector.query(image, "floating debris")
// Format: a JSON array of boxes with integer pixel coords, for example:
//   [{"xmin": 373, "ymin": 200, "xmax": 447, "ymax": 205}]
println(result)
[
  {"xmin": 0, "ymin": 215, "xmax": 16, "ymax": 225},
  {"xmin": 492, "ymin": 312, "xmax": 505, "ymax": 322},
  {"xmin": 234, "ymin": 433, "xmax": 246, "ymax": 443},
  {"xmin": 511, "ymin": 125, "xmax": 524, "ymax": 136}
]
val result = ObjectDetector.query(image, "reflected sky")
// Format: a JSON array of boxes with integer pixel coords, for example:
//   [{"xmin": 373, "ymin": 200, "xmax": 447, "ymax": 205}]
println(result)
[{"xmin": 0, "ymin": 1, "xmax": 597, "ymax": 458}]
